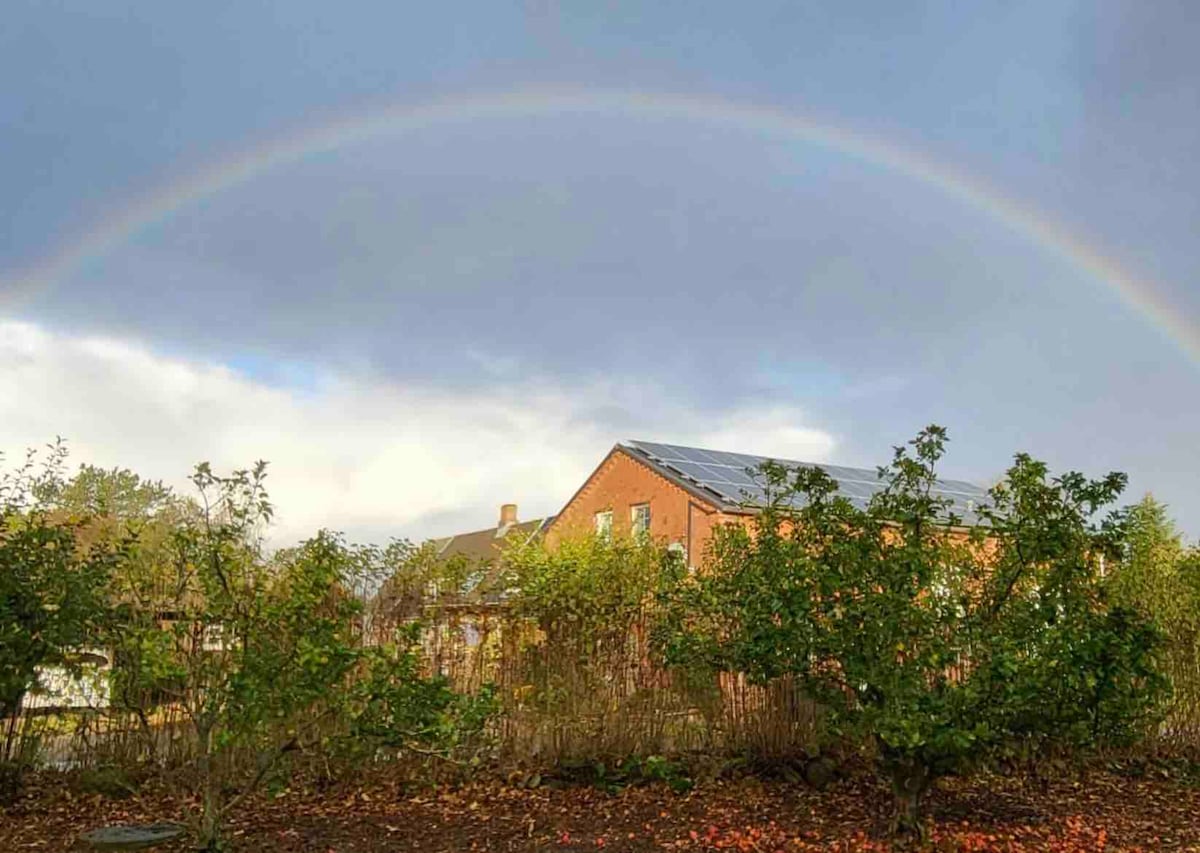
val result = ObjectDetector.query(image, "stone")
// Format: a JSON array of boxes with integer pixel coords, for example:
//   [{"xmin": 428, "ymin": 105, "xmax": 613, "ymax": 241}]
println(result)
[{"xmin": 80, "ymin": 823, "xmax": 186, "ymax": 850}]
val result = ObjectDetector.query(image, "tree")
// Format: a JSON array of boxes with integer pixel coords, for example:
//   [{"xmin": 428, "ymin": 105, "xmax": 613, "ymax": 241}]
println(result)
[
  {"xmin": 1109, "ymin": 496, "xmax": 1184, "ymax": 613},
  {"xmin": 112, "ymin": 462, "xmax": 364, "ymax": 850},
  {"xmin": 1108, "ymin": 495, "xmax": 1200, "ymax": 740},
  {"xmin": 368, "ymin": 538, "xmax": 475, "ymax": 628},
  {"xmin": 45, "ymin": 463, "xmax": 175, "ymax": 520},
  {"xmin": 0, "ymin": 444, "xmax": 120, "ymax": 797},
  {"xmin": 497, "ymin": 534, "xmax": 688, "ymax": 760},
  {"xmin": 504, "ymin": 534, "xmax": 680, "ymax": 647},
  {"xmin": 659, "ymin": 426, "xmax": 1166, "ymax": 839},
  {"xmin": 348, "ymin": 624, "xmax": 499, "ymax": 767},
  {"xmin": 109, "ymin": 461, "xmax": 492, "ymax": 850}
]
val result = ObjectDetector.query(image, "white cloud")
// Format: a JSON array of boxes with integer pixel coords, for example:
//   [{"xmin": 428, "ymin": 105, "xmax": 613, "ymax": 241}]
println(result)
[
  {"xmin": 0, "ymin": 320, "xmax": 836, "ymax": 545},
  {"xmin": 696, "ymin": 409, "xmax": 837, "ymax": 463}
]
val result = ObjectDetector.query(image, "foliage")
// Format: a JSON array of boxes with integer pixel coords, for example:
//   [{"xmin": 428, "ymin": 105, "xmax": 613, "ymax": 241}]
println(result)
[
  {"xmin": 0, "ymin": 443, "xmax": 121, "ymax": 797},
  {"xmin": 658, "ymin": 425, "xmax": 1168, "ymax": 838},
  {"xmin": 348, "ymin": 621, "xmax": 499, "ymax": 762},
  {"xmin": 97, "ymin": 460, "xmax": 493, "ymax": 849},
  {"xmin": 1107, "ymin": 495, "xmax": 1200, "ymax": 742},
  {"xmin": 555, "ymin": 753, "xmax": 694, "ymax": 794},
  {"xmin": 504, "ymin": 533, "xmax": 683, "ymax": 644},
  {"xmin": 47, "ymin": 463, "xmax": 203, "ymax": 739},
  {"xmin": 105, "ymin": 462, "xmax": 365, "ymax": 849},
  {"xmin": 6, "ymin": 429, "xmax": 1195, "ymax": 847},
  {"xmin": 497, "ymin": 534, "xmax": 693, "ymax": 760},
  {"xmin": 41, "ymin": 462, "xmax": 176, "ymax": 520},
  {"xmin": 367, "ymin": 538, "xmax": 476, "ymax": 623}
]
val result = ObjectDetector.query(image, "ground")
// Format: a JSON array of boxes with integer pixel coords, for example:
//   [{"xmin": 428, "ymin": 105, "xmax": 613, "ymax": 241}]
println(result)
[{"xmin": 3, "ymin": 767, "xmax": 1198, "ymax": 852}]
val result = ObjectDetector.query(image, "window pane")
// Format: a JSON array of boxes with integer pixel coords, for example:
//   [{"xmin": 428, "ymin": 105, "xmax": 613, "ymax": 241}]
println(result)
[{"xmin": 631, "ymin": 503, "xmax": 651, "ymax": 536}]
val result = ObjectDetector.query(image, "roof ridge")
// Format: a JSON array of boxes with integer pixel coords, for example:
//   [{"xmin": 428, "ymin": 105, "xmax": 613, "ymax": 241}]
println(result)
[
  {"xmin": 436, "ymin": 516, "xmax": 550, "ymax": 542},
  {"xmin": 623, "ymin": 438, "xmax": 867, "ymax": 471}
]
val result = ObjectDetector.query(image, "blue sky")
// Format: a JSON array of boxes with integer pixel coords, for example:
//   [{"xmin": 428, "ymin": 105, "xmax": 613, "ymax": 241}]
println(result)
[{"xmin": 1, "ymin": 1, "xmax": 1197, "ymax": 542}]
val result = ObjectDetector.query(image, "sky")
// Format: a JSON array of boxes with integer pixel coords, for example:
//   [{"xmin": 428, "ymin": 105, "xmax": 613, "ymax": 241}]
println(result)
[{"xmin": 1, "ymin": 1, "xmax": 1197, "ymax": 544}]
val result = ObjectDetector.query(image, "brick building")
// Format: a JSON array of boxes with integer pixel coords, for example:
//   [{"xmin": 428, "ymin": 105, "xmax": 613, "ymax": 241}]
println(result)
[
  {"xmin": 389, "ymin": 439, "xmax": 986, "ymax": 689},
  {"xmin": 402, "ymin": 438, "xmax": 987, "ymax": 577},
  {"xmin": 544, "ymin": 439, "xmax": 988, "ymax": 569}
]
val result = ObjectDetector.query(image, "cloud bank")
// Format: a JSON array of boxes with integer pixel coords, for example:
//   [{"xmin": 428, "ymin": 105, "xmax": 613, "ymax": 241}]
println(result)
[{"xmin": 0, "ymin": 320, "xmax": 836, "ymax": 545}]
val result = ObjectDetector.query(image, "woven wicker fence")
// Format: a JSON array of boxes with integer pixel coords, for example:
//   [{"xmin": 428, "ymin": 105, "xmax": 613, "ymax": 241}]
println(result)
[{"xmin": 414, "ymin": 606, "xmax": 821, "ymax": 764}]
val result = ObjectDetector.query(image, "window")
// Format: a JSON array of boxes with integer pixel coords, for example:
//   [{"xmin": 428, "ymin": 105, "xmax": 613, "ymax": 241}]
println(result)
[
  {"xmin": 462, "ymin": 623, "xmax": 481, "ymax": 649},
  {"xmin": 201, "ymin": 623, "xmax": 226, "ymax": 652},
  {"xmin": 631, "ymin": 503, "xmax": 651, "ymax": 538},
  {"xmin": 594, "ymin": 509, "xmax": 613, "ymax": 539},
  {"xmin": 462, "ymin": 570, "xmax": 484, "ymax": 595}
]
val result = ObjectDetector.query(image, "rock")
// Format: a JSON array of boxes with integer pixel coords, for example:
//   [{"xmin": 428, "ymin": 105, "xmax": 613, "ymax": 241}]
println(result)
[{"xmin": 80, "ymin": 823, "xmax": 186, "ymax": 850}]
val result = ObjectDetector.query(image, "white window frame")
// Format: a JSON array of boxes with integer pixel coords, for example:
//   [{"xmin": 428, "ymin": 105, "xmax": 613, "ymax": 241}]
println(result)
[
  {"xmin": 594, "ymin": 509, "xmax": 613, "ymax": 539},
  {"xmin": 630, "ymin": 503, "xmax": 651, "ymax": 538},
  {"xmin": 201, "ymin": 623, "xmax": 227, "ymax": 652}
]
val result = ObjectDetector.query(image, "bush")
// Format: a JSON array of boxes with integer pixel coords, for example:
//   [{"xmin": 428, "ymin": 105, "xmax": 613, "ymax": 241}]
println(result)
[
  {"xmin": 1, "ymin": 443, "xmax": 120, "ymax": 799},
  {"xmin": 659, "ymin": 426, "xmax": 1168, "ymax": 838}
]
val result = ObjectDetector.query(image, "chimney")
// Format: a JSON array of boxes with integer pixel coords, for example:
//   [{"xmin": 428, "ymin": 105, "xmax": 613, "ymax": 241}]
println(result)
[{"xmin": 499, "ymin": 503, "xmax": 519, "ymax": 527}]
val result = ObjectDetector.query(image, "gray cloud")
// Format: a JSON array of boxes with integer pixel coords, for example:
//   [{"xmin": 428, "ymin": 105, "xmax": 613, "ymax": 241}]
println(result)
[{"xmin": 2, "ymin": 1, "xmax": 1198, "ymax": 537}]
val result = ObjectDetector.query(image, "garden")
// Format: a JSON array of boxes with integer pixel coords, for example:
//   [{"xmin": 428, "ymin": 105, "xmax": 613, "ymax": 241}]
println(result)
[{"xmin": 2, "ymin": 427, "xmax": 1199, "ymax": 851}]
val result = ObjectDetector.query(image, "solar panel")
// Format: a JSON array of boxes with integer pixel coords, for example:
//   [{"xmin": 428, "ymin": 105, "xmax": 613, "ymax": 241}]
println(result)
[
  {"xmin": 704, "ymin": 450, "xmax": 752, "ymax": 467},
  {"xmin": 666, "ymin": 446, "xmax": 711, "ymax": 465},
  {"xmin": 833, "ymin": 481, "xmax": 876, "ymax": 499},
  {"xmin": 691, "ymin": 463, "xmax": 737, "ymax": 482},
  {"xmin": 718, "ymin": 468, "xmax": 759, "ymax": 486},
  {"xmin": 708, "ymin": 482, "xmax": 751, "ymax": 503},
  {"xmin": 623, "ymin": 439, "xmax": 989, "ymax": 523},
  {"xmin": 631, "ymin": 441, "xmax": 683, "ymax": 462},
  {"xmin": 668, "ymin": 461, "xmax": 714, "ymax": 483},
  {"xmin": 731, "ymin": 485, "xmax": 770, "ymax": 505}
]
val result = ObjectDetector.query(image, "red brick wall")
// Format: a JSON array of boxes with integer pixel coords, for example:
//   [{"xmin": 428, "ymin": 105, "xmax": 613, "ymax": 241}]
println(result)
[{"xmin": 544, "ymin": 447, "xmax": 745, "ymax": 567}]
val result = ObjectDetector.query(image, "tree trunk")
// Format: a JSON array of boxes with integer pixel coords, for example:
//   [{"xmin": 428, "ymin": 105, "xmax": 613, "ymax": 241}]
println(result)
[
  {"xmin": 196, "ymin": 722, "xmax": 224, "ymax": 851},
  {"xmin": 887, "ymin": 757, "xmax": 931, "ymax": 842},
  {"xmin": 0, "ymin": 698, "xmax": 27, "ymax": 802},
  {"xmin": 0, "ymin": 692, "xmax": 22, "ymax": 731}
]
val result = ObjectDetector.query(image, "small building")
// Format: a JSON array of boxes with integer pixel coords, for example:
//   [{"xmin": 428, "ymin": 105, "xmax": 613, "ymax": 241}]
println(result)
[
  {"xmin": 370, "ymin": 504, "xmax": 553, "ymax": 685},
  {"xmin": 20, "ymin": 651, "xmax": 111, "ymax": 712},
  {"xmin": 545, "ymin": 439, "xmax": 989, "ymax": 568},
  {"xmin": 428, "ymin": 503, "xmax": 554, "ymax": 602}
]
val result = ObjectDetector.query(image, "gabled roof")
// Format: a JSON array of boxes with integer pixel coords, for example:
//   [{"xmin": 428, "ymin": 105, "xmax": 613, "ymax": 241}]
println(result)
[
  {"xmin": 621, "ymin": 439, "xmax": 989, "ymax": 525},
  {"xmin": 431, "ymin": 516, "xmax": 554, "ymax": 564},
  {"xmin": 418, "ymin": 516, "xmax": 555, "ymax": 608}
]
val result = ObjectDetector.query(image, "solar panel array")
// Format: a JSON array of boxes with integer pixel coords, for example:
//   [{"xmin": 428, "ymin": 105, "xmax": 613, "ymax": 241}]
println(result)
[{"xmin": 622, "ymin": 440, "xmax": 989, "ymax": 524}]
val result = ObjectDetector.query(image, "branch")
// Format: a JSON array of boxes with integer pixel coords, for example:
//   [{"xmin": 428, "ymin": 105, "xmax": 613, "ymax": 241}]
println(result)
[
  {"xmin": 987, "ymin": 519, "xmax": 1030, "ymax": 621},
  {"xmin": 218, "ymin": 705, "xmax": 338, "ymax": 818},
  {"xmin": 402, "ymin": 742, "xmax": 472, "ymax": 767}
]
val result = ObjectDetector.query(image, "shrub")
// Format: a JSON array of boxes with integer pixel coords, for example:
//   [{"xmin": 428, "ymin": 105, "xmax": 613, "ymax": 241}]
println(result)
[{"xmin": 659, "ymin": 426, "xmax": 1168, "ymax": 838}]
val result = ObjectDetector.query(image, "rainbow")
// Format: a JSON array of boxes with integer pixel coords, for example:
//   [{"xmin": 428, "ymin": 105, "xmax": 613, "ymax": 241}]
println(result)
[{"xmin": 3, "ymin": 87, "xmax": 1197, "ymax": 365}]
